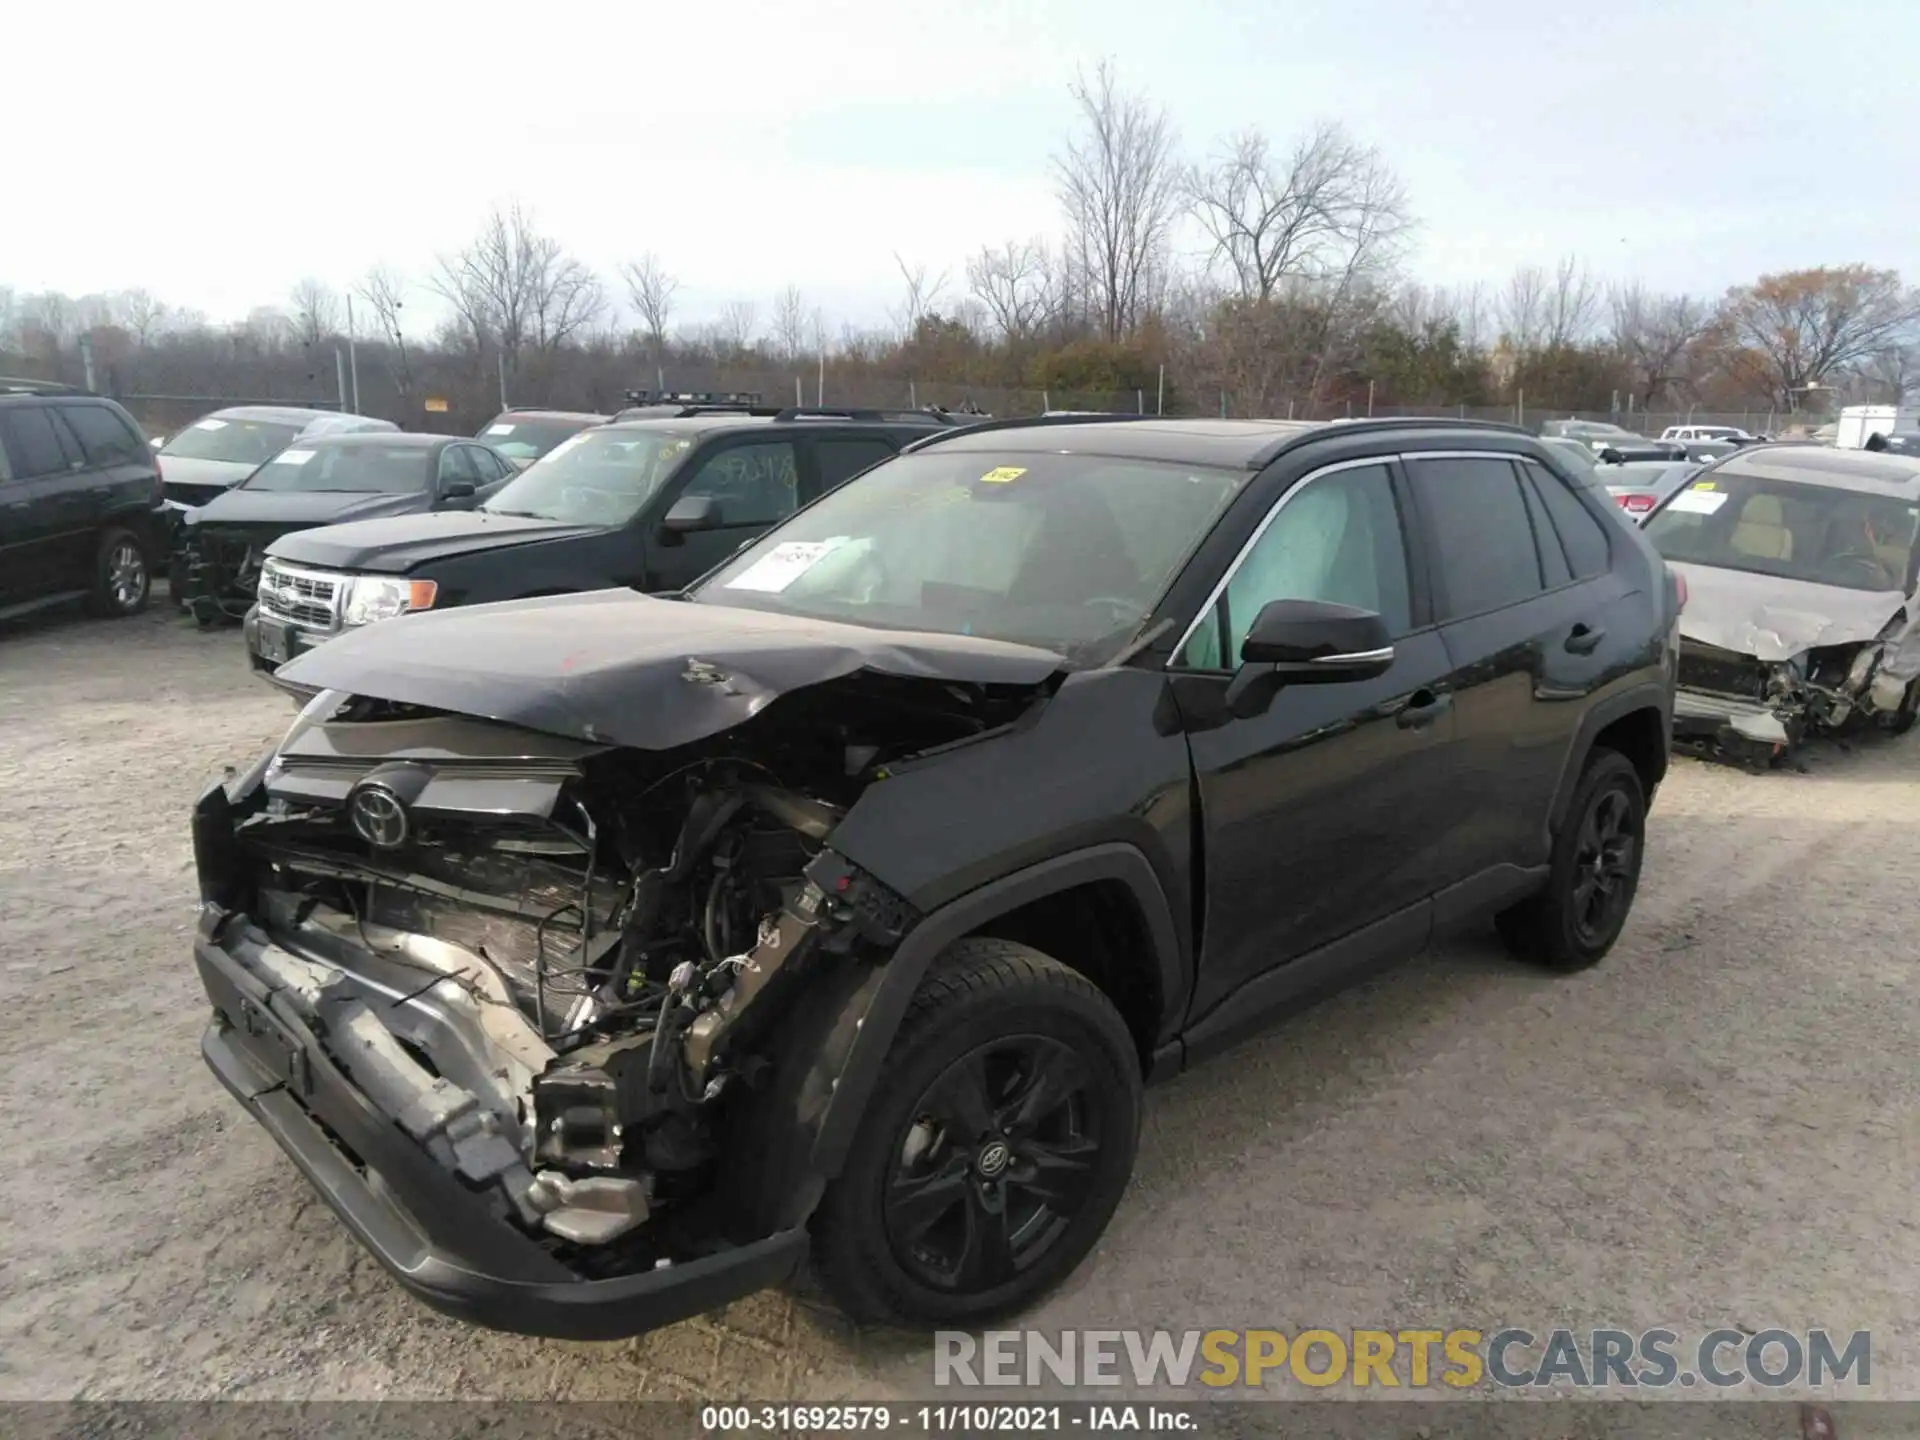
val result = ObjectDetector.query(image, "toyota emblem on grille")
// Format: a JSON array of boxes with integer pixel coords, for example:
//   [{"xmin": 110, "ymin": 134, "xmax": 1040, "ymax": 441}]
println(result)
[{"xmin": 348, "ymin": 784, "xmax": 410, "ymax": 849}]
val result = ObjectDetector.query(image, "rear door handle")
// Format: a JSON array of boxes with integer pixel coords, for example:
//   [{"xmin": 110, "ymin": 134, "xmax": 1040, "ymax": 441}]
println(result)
[
  {"xmin": 1396, "ymin": 689, "xmax": 1453, "ymax": 729},
  {"xmin": 1565, "ymin": 623, "xmax": 1606, "ymax": 655}
]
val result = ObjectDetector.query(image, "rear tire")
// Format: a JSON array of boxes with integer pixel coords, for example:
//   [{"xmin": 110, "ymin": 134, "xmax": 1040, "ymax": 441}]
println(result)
[
  {"xmin": 86, "ymin": 528, "xmax": 150, "ymax": 618},
  {"xmin": 1496, "ymin": 748, "xmax": 1646, "ymax": 972},
  {"xmin": 810, "ymin": 938, "xmax": 1141, "ymax": 1329}
]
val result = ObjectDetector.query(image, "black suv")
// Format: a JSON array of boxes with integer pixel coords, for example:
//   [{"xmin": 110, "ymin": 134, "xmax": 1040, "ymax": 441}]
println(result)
[
  {"xmin": 189, "ymin": 417, "xmax": 1676, "ymax": 1339},
  {"xmin": 0, "ymin": 379, "xmax": 165, "ymax": 624},
  {"xmin": 241, "ymin": 407, "xmax": 956, "ymax": 684}
]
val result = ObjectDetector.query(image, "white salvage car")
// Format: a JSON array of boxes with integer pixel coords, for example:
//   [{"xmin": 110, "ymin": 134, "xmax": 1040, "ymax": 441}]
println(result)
[{"xmin": 1641, "ymin": 444, "xmax": 1920, "ymax": 766}]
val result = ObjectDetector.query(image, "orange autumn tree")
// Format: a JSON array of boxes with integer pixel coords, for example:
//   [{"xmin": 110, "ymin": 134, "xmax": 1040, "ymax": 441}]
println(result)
[{"xmin": 1715, "ymin": 265, "xmax": 1920, "ymax": 409}]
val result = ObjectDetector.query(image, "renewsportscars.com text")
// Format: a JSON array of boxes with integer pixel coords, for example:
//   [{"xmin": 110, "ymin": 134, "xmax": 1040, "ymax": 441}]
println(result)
[{"xmin": 934, "ymin": 1327, "xmax": 1871, "ymax": 1390}]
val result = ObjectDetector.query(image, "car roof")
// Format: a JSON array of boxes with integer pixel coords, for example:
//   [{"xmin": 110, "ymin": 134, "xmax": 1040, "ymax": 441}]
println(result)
[
  {"xmin": 909, "ymin": 415, "xmax": 1551, "ymax": 470},
  {"xmin": 295, "ymin": 431, "xmax": 457, "ymax": 448},
  {"xmin": 1716, "ymin": 442, "xmax": 1920, "ymax": 496},
  {"xmin": 919, "ymin": 418, "xmax": 1320, "ymax": 467},
  {"xmin": 203, "ymin": 405, "xmax": 344, "ymax": 424},
  {"xmin": 597, "ymin": 412, "xmax": 952, "ymax": 439},
  {"xmin": 489, "ymin": 409, "xmax": 607, "ymax": 423}
]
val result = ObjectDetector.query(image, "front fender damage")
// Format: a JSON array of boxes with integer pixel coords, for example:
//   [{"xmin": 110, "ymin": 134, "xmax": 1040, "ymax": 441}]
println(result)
[{"xmin": 193, "ymin": 658, "xmax": 1047, "ymax": 1302}]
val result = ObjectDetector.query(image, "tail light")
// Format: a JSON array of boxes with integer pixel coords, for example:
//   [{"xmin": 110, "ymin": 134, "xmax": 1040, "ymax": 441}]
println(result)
[
  {"xmin": 1671, "ymin": 568, "xmax": 1688, "ymax": 612},
  {"xmin": 1616, "ymin": 493, "xmax": 1656, "ymax": 515}
]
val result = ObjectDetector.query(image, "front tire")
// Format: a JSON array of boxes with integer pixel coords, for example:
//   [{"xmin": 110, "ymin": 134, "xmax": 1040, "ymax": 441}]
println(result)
[
  {"xmin": 1496, "ymin": 748, "xmax": 1646, "ymax": 971},
  {"xmin": 1880, "ymin": 679, "xmax": 1919, "ymax": 736},
  {"xmin": 86, "ymin": 527, "xmax": 150, "ymax": 617},
  {"xmin": 810, "ymin": 938, "xmax": 1141, "ymax": 1328}
]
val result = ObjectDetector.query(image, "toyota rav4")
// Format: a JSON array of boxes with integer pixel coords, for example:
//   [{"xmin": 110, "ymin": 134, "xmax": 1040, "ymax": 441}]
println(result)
[{"xmin": 190, "ymin": 416, "xmax": 1677, "ymax": 1338}]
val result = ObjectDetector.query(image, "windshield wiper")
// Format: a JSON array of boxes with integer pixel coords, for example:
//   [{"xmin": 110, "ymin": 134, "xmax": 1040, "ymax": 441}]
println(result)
[{"xmin": 480, "ymin": 508, "xmax": 554, "ymax": 519}]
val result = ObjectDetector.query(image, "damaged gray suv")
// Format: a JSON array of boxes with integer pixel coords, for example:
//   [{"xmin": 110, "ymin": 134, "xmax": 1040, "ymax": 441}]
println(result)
[{"xmin": 190, "ymin": 416, "xmax": 1677, "ymax": 1337}]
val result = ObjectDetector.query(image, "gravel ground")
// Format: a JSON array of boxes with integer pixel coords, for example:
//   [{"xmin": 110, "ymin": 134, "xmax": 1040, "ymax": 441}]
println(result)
[{"xmin": 1, "ymin": 596, "xmax": 1914, "ymax": 1421}]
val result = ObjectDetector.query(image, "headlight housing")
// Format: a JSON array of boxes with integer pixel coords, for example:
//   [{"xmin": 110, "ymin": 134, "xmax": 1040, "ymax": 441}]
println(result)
[{"xmin": 344, "ymin": 576, "xmax": 438, "ymax": 626}]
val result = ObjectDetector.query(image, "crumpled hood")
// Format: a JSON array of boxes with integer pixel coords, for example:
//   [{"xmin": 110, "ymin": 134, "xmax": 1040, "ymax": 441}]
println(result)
[
  {"xmin": 276, "ymin": 590, "xmax": 1067, "ymax": 749},
  {"xmin": 158, "ymin": 455, "xmax": 256, "ymax": 490},
  {"xmin": 1671, "ymin": 561, "xmax": 1909, "ymax": 661},
  {"xmin": 266, "ymin": 509, "xmax": 598, "ymax": 572},
  {"xmin": 191, "ymin": 487, "xmax": 427, "ymax": 529}
]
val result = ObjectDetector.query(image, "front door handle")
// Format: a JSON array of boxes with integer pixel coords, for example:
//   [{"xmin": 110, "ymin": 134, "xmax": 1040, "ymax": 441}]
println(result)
[
  {"xmin": 1565, "ymin": 623, "xmax": 1606, "ymax": 655},
  {"xmin": 1395, "ymin": 688, "xmax": 1453, "ymax": 730}
]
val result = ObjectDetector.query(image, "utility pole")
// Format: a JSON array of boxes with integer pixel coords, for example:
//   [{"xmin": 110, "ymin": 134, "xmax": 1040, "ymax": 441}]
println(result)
[
  {"xmin": 335, "ymin": 348, "xmax": 349, "ymax": 412},
  {"xmin": 345, "ymin": 294, "xmax": 362, "ymax": 414},
  {"xmin": 78, "ymin": 332, "xmax": 97, "ymax": 392},
  {"xmin": 498, "ymin": 352, "xmax": 508, "ymax": 411}
]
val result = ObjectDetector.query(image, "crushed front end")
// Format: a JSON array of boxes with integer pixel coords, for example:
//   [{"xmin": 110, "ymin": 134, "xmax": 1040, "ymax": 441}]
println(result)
[
  {"xmin": 1673, "ymin": 631, "xmax": 1919, "ymax": 766},
  {"xmin": 176, "ymin": 522, "xmax": 274, "ymax": 626},
  {"xmin": 187, "ymin": 677, "xmax": 1049, "ymax": 1337}
]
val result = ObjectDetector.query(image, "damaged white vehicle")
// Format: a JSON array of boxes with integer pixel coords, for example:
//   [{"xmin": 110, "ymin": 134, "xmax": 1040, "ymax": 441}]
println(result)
[{"xmin": 1643, "ymin": 444, "xmax": 1920, "ymax": 765}]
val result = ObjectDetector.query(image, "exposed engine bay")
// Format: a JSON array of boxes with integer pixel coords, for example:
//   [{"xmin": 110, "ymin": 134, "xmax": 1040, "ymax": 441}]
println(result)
[
  {"xmin": 1674, "ymin": 619, "xmax": 1920, "ymax": 764},
  {"xmin": 1668, "ymin": 557, "xmax": 1920, "ymax": 764},
  {"xmin": 204, "ymin": 671, "xmax": 1044, "ymax": 1266}
]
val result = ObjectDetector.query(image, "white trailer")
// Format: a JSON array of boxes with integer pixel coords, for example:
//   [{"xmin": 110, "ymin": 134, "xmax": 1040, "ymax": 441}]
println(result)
[{"xmin": 1835, "ymin": 405, "xmax": 1920, "ymax": 449}]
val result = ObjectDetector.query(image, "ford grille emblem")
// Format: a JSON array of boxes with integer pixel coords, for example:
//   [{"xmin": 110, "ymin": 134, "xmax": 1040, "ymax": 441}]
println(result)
[{"xmin": 348, "ymin": 784, "xmax": 409, "ymax": 849}]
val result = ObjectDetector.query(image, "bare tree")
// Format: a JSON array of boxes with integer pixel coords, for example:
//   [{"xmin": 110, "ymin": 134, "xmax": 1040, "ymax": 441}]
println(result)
[
  {"xmin": 288, "ymin": 278, "xmax": 340, "ymax": 348},
  {"xmin": 889, "ymin": 254, "xmax": 949, "ymax": 341},
  {"xmin": 1053, "ymin": 59, "xmax": 1180, "ymax": 342},
  {"xmin": 717, "ymin": 300, "xmax": 758, "ymax": 358},
  {"xmin": 619, "ymin": 253, "xmax": 678, "ymax": 366},
  {"xmin": 1854, "ymin": 342, "xmax": 1920, "ymax": 405},
  {"xmin": 966, "ymin": 238, "xmax": 1054, "ymax": 343},
  {"xmin": 358, "ymin": 265, "xmax": 415, "ymax": 399},
  {"xmin": 119, "ymin": 288, "xmax": 167, "ymax": 348},
  {"xmin": 433, "ymin": 203, "xmax": 602, "ymax": 365},
  {"xmin": 527, "ymin": 256, "xmax": 605, "ymax": 355},
  {"xmin": 1541, "ymin": 256, "xmax": 1600, "ymax": 350},
  {"xmin": 772, "ymin": 284, "xmax": 808, "ymax": 362},
  {"xmin": 1497, "ymin": 266, "xmax": 1547, "ymax": 353},
  {"xmin": 1610, "ymin": 284, "xmax": 1714, "ymax": 406},
  {"xmin": 1185, "ymin": 122, "xmax": 1411, "ymax": 304}
]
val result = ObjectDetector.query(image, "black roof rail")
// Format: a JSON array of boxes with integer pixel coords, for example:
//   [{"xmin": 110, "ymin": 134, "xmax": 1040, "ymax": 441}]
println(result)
[
  {"xmin": 771, "ymin": 405, "xmax": 957, "ymax": 424},
  {"xmin": 0, "ymin": 376, "xmax": 89, "ymax": 396},
  {"xmin": 1247, "ymin": 415, "xmax": 1538, "ymax": 467},
  {"xmin": 624, "ymin": 388, "xmax": 765, "ymax": 407},
  {"xmin": 610, "ymin": 403, "xmax": 784, "ymax": 421},
  {"xmin": 900, "ymin": 411, "xmax": 1159, "ymax": 452}
]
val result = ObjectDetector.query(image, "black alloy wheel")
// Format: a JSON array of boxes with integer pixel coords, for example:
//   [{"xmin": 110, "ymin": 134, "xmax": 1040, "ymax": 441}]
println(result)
[
  {"xmin": 883, "ymin": 1035, "xmax": 1102, "ymax": 1294},
  {"xmin": 1569, "ymin": 784, "xmax": 1637, "ymax": 948},
  {"xmin": 810, "ymin": 938, "xmax": 1141, "ymax": 1327},
  {"xmin": 1496, "ymin": 747, "xmax": 1646, "ymax": 971}
]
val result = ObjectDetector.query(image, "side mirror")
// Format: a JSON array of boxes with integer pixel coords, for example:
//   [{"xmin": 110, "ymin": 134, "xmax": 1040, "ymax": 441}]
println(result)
[
  {"xmin": 1225, "ymin": 599, "xmax": 1394, "ymax": 719},
  {"xmin": 660, "ymin": 494, "xmax": 722, "ymax": 536},
  {"xmin": 441, "ymin": 479, "xmax": 476, "ymax": 499}
]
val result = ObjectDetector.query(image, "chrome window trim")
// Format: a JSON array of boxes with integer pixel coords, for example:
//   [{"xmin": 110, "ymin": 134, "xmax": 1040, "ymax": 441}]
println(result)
[{"xmin": 1166, "ymin": 454, "xmax": 1406, "ymax": 669}]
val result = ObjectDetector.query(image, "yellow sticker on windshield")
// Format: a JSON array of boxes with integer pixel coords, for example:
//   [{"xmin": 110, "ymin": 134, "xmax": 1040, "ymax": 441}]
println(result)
[
  {"xmin": 1692, "ymin": 479, "xmax": 1717, "ymax": 490},
  {"xmin": 979, "ymin": 466, "xmax": 1027, "ymax": 483}
]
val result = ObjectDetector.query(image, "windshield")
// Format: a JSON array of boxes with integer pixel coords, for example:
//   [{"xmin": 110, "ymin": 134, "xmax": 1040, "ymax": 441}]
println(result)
[
  {"xmin": 1646, "ymin": 472, "xmax": 1920, "ymax": 592},
  {"xmin": 241, "ymin": 442, "xmax": 433, "ymax": 494},
  {"xmin": 1541, "ymin": 438, "xmax": 1599, "ymax": 475},
  {"xmin": 478, "ymin": 417, "xmax": 596, "ymax": 462},
  {"xmin": 479, "ymin": 428, "xmax": 692, "ymax": 524},
  {"xmin": 162, "ymin": 417, "xmax": 303, "ymax": 465},
  {"xmin": 690, "ymin": 449, "xmax": 1247, "ymax": 663}
]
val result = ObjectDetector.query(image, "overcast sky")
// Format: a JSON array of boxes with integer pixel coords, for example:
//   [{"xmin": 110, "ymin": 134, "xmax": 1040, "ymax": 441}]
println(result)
[{"xmin": 8, "ymin": 0, "xmax": 1918, "ymax": 332}]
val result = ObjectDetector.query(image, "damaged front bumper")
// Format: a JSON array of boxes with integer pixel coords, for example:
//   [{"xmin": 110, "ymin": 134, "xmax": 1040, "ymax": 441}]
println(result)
[
  {"xmin": 1674, "ymin": 638, "xmax": 1919, "ymax": 763},
  {"xmin": 193, "ymin": 907, "xmax": 808, "ymax": 1340}
]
